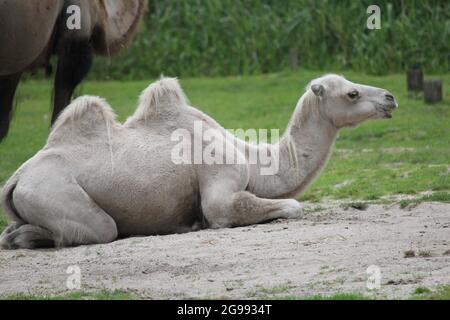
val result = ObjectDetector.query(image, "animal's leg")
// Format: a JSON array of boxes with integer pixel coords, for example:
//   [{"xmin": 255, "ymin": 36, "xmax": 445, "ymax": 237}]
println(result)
[
  {"xmin": 0, "ymin": 73, "xmax": 21, "ymax": 142},
  {"xmin": 0, "ymin": 225, "xmax": 54, "ymax": 250},
  {"xmin": 52, "ymin": 40, "xmax": 93, "ymax": 123},
  {"xmin": 3, "ymin": 158, "xmax": 118, "ymax": 249},
  {"xmin": 200, "ymin": 183, "xmax": 302, "ymax": 229}
]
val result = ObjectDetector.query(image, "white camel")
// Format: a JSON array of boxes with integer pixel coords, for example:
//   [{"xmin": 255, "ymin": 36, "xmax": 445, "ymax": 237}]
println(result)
[{"xmin": 0, "ymin": 74, "xmax": 397, "ymax": 249}]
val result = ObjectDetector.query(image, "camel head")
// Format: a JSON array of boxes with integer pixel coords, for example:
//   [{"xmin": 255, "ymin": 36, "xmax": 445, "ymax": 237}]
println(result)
[{"xmin": 308, "ymin": 74, "xmax": 398, "ymax": 128}]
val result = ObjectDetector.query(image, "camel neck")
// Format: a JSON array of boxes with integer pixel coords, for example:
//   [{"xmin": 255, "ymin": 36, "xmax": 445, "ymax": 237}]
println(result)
[{"xmin": 247, "ymin": 97, "xmax": 339, "ymax": 199}]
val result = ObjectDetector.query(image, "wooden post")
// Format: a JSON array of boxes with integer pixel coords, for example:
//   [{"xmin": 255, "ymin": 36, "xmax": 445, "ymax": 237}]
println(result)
[
  {"xmin": 423, "ymin": 79, "xmax": 443, "ymax": 104},
  {"xmin": 406, "ymin": 68, "xmax": 423, "ymax": 92},
  {"xmin": 289, "ymin": 48, "xmax": 298, "ymax": 70}
]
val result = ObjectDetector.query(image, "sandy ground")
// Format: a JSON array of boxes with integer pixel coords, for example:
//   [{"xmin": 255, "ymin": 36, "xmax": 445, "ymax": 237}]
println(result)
[{"xmin": 0, "ymin": 202, "xmax": 449, "ymax": 299}]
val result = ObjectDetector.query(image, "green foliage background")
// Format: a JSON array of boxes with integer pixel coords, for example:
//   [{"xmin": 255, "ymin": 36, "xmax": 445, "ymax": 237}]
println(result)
[{"xmin": 91, "ymin": 0, "xmax": 449, "ymax": 79}]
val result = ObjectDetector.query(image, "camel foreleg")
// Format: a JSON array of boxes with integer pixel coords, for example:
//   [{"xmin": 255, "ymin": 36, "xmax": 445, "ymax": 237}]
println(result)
[{"xmin": 200, "ymin": 182, "xmax": 302, "ymax": 229}]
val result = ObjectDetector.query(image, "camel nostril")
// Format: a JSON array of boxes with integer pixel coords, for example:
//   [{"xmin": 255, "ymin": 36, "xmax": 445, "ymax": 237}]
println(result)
[{"xmin": 385, "ymin": 94, "xmax": 394, "ymax": 101}]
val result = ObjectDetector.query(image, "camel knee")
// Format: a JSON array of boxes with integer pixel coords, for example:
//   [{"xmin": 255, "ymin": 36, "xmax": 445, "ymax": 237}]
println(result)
[
  {"xmin": 201, "ymin": 191, "xmax": 268, "ymax": 228},
  {"xmin": 84, "ymin": 211, "xmax": 119, "ymax": 244},
  {"xmin": 202, "ymin": 208, "xmax": 232, "ymax": 229},
  {"xmin": 201, "ymin": 193, "xmax": 236, "ymax": 228},
  {"xmin": 90, "ymin": 223, "xmax": 118, "ymax": 244}
]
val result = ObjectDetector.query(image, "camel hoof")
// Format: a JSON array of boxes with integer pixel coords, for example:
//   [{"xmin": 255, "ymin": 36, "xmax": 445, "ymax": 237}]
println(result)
[
  {"xmin": 0, "ymin": 223, "xmax": 23, "ymax": 250},
  {"xmin": 282, "ymin": 199, "xmax": 303, "ymax": 219}
]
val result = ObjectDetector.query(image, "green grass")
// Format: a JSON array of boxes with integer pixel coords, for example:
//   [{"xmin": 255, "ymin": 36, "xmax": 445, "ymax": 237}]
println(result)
[
  {"xmin": 260, "ymin": 285, "xmax": 450, "ymax": 300},
  {"xmin": 265, "ymin": 293, "xmax": 371, "ymax": 300},
  {"xmin": 0, "ymin": 214, "xmax": 7, "ymax": 233},
  {"xmin": 1, "ymin": 290, "xmax": 138, "ymax": 300},
  {"xmin": 262, "ymin": 292, "xmax": 371, "ymax": 300},
  {"xmin": 92, "ymin": 0, "xmax": 449, "ymax": 78},
  {"xmin": 306, "ymin": 293, "xmax": 371, "ymax": 300},
  {"xmin": 399, "ymin": 192, "xmax": 450, "ymax": 209},
  {"xmin": 2, "ymin": 286, "xmax": 450, "ymax": 300},
  {"xmin": 411, "ymin": 286, "xmax": 450, "ymax": 300},
  {"xmin": 251, "ymin": 283, "xmax": 295, "ymax": 298},
  {"xmin": 413, "ymin": 287, "xmax": 432, "ymax": 295},
  {"xmin": 0, "ymin": 70, "xmax": 449, "ymax": 230}
]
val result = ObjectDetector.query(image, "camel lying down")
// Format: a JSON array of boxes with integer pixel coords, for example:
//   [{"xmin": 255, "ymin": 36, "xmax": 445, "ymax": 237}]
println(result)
[{"xmin": 0, "ymin": 75, "xmax": 397, "ymax": 249}]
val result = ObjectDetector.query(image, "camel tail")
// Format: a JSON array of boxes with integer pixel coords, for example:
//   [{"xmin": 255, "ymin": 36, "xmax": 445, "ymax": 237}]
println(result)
[
  {"xmin": 1, "ymin": 171, "xmax": 23, "ymax": 223},
  {"xmin": 131, "ymin": 77, "xmax": 189, "ymax": 122}
]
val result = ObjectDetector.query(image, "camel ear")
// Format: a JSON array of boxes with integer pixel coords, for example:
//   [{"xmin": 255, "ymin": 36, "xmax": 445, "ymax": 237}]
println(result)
[
  {"xmin": 92, "ymin": 0, "xmax": 147, "ymax": 56},
  {"xmin": 311, "ymin": 84, "xmax": 325, "ymax": 97}
]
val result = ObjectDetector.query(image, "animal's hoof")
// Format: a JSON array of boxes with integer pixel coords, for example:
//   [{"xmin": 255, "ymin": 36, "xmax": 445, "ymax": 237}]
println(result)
[
  {"xmin": 0, "ymin": 223, "xmax": 23, "ymax": 249},
  {"xmin": 283, "ymin": 199, "xmax": 303, "ymax": 219},
  {"xmin": 0, "ymin": 235, "xmax": 12, "ymax": 250}
]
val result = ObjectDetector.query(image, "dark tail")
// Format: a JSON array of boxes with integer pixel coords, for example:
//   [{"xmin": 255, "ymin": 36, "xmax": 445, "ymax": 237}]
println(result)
[{"xmin": 0, "ymin": 110, "xmax": 12, "ymax": 142}]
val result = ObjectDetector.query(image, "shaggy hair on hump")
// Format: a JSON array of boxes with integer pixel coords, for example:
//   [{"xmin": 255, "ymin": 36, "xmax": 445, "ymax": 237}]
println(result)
[
  {"xmin": 51, "ymin": 96, "xmax": 117, "ymax": 131},
  {"xmin": 130, "ymin": 77, "xmax": 189, "ymax": 122}
]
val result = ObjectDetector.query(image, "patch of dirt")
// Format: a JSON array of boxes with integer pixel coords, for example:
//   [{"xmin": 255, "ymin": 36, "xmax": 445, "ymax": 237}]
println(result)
[{"xmin": 0, "ymin": 202, "xmax": 449, "ymax": 299}]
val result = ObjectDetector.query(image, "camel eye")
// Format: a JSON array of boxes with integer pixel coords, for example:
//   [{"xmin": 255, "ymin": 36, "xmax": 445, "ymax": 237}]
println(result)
[{"xmin": 347, "ymin": 90, "xmax": 359, "ymax": 99}]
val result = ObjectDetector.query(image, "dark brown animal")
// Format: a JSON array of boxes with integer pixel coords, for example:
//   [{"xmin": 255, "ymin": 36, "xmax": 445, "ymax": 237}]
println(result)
[{"xmin": 0, "ymin": 0, "xmax": 146, "ymax": 142}]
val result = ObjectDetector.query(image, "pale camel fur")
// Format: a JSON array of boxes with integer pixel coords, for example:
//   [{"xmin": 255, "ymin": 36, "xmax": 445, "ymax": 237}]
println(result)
[{"xmin": 0, "ymin": 75, "xmax": 397, "ymax": 249}]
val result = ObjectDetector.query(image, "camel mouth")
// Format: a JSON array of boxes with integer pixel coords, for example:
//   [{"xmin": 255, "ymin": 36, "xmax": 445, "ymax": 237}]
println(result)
[
  {"xmin": 382, "ymin": 109, "xmax": 394, "ymax": 119},
  {"xmin": 376, "ymin": 103, "xmax": 397, "ymax": 119}
]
